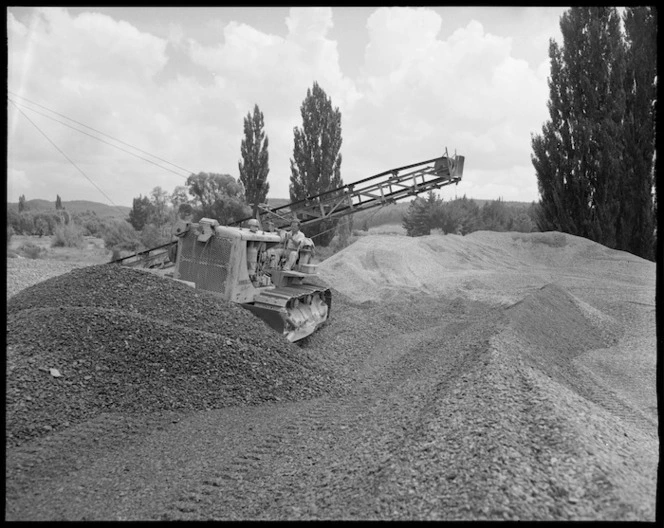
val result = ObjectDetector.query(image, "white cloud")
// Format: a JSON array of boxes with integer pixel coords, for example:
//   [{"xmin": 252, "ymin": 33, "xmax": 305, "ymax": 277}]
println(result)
[
  {"xmin": 341, "ymin": 8, "xmax": 551, "ymax": 192},
  {"xmin": 7, "ymin": 6, "xmax": 557, "ymax": 207},
  {"xmin": 286, "ymin": 7, "xmax": 334, "ymax": 42}
]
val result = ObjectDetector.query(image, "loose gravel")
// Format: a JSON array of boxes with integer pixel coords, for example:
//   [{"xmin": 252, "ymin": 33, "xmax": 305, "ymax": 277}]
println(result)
[{"xmin": 5, "ymin": 231, "xmax": 658, "ymax": 521}]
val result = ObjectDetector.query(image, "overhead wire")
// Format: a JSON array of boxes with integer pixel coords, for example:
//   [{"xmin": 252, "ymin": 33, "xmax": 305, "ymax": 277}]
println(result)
[
  {"xmin": 8, "ymin": 98, "xmax": 128, "ymax": 215},
  {"xmin": 8, "ymin": 92, "xmax": 194, "ymax": 179}
]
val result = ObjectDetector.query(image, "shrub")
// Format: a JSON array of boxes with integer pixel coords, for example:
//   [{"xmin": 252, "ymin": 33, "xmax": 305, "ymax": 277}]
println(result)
[
  {"xmin": 51, "ymin": 224, "xmax": 86, "ymax": 249},
  {"xmin": 18, "ymin": 241, "xmax": 47, "ymax": 259},
  {"xmin": 511, "ymin": 212, "xmax": 534, "ymax": 233},
  {"xmin": 101, "ymin": 220, "xmax": 141, "ymax": 252},
  {"xmin": 140, "ymin": 224, "xmax": 170, "ymax": 249},
  {"xmin": 71, "ymin": 210, "xmax": 107, "ymax": 237}
]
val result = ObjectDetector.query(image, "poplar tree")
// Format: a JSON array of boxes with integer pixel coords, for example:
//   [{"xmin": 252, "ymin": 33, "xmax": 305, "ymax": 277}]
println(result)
[
  {"xmin": 290, "ymin": 82, "xmax": 343, "ymax": 246},
  {"xmin": 532, "ymin": 7, "xmax": 626, "ymax": 248},
  {"xmin": 127, "ymin": 195, "xmax": 154, "ymax": 231},
  {"xmin": 239, "ymin": 104, "xmax": 270, "ymax": 216},
  {"xmin": 618, "ymin": 6, "xmax": 657, "ymax": 259}
]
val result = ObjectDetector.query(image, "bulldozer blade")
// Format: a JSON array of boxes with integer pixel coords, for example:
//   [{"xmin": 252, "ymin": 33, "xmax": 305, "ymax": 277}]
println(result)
[
  {"xmin": 242, "ymin": 303, "xmax": 288, "ymax": 335},
  {"xmin": 241, "ymin": 302, "xmax": 324, "ymax": 343}
]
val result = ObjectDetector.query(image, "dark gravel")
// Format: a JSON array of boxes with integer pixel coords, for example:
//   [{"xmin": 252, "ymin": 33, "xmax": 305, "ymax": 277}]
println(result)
[{"xmin": 6, "ymin": 264, "xmax": 334, "ymax": 447}]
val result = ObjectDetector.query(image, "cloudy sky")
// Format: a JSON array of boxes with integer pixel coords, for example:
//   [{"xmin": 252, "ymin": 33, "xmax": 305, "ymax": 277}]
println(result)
[{"xmin": 7, "ymin": 6, "xmax": 569, "ymax": 208}]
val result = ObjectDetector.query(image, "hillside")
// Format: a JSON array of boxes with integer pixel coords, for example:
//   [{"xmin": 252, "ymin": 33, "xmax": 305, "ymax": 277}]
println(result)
[{"xmin": 8, "ymin": 199, "xmax": 130, "ymax": 220}]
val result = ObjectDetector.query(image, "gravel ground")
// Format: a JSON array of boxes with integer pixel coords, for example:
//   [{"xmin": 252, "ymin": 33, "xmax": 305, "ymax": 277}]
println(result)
[
  {"xmin": 6, "ymin": 258, "xmax": 88, "ymax": 300},
  {"xmin": 4, "ymin": 232, "xmax": 659, "ymax": 521}
]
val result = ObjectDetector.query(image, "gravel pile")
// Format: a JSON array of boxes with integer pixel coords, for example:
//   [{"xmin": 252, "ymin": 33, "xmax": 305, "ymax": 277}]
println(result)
[
  {"xmin": 6, "ymin": 264, "xmax": 334, "ymax": 447},
  {"xmin": 282, "ymin": 284, "xmax": 658, "ymax": 521},
  {"xmin": 317, "ymin": 230, "xmax": 653, "ymax": 305},
  {"xmin": 4, "ymin": 231, "xmax": 658, "ymax": 521}
]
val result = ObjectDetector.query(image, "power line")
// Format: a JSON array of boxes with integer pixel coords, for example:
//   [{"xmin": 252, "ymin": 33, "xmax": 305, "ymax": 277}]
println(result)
[
  {"xmin": 9, "ymin": 99, "xmax": 127, "ymax": 215},
  {"xmin": 8, "ymin": 91, "xmax": 196, "ymax": 178},
  {"xmin": 10, "ymin": 98, "xmax": 191, "ymax": 180}
]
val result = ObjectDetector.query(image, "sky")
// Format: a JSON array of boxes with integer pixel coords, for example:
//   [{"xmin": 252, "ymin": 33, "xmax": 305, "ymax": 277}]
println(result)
[{"xmin": 7, "ymin": 6, "xmax": 570, "ymax": 208}]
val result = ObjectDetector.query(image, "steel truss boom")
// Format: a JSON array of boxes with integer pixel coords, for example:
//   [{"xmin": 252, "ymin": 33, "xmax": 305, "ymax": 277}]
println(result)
[{"xmin": 232, "ymin": 151, "xmax": 465, "ymax": 230}]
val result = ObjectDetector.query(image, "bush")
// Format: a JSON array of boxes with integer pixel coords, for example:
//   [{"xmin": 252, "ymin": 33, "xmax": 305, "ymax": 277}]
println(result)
[
  {"xmin": 18, "ymin": 241, "xmax": 47, "ymax": 259},
  {"xmin": 72, "ymin": 210, "xmax": 107, "ymax": 237},
  {"xmin": 7, "ymin": 225, "xmax": 14, "ymax": 246},
  {"xmin": 51, "ymin": 224, "xmax": 86, "ymax": 249},
  {"xmin": 140, "ymin": 224, "xmax": 170, "ymax": 249},
  {"xmin": 511, "ymin": 212, "xmax": 534, "ymax": 233},
  {"xmin": 101, "ymin": 220, "xmax": 141, "ymax": 252}
]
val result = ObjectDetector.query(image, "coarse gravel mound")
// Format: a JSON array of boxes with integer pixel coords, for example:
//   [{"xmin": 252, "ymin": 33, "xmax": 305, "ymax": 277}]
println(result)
[{"xmin": 6, "ymin": 265, "xmax": 334, "ymax": 447}]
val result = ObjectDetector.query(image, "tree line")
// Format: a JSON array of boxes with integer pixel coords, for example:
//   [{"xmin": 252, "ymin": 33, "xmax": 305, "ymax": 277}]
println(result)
[{"xmin": 402, "ymin": 194, "xmax": 538, "ymax": 236}]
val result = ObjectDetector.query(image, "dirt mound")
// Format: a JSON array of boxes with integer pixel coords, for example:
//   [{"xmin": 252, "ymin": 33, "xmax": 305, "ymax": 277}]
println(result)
[{"xmin": 6, "ymin": 265, "xmax": 334, "ymax": 447}]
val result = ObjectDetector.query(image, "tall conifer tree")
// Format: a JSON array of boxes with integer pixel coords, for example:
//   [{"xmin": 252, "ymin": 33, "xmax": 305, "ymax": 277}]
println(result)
[
  {"xmin": 619, "ymin": 6, "xmax": 657, "ymax": 259},
  {"xmin": 239, "ymin": 105, "xmax": 270, "ymax": 216},
  {"xmin": 532, "ymin": 7, "xmax": 626, "ymax": 248},
  {"xmin": 290, "ymin": 82, "xmax": 343, "ymax": 246}
]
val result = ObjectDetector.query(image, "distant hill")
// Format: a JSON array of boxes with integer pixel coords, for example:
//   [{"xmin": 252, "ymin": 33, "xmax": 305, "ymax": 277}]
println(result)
[
  {"xmin": 266, "ymin": 198, "xmax": 291, "ymax": 208},
  {"xmin": 7, "ymin": 199, "xmax": 131, "ymax": 220},
  {"xmin": 7, "ymin": 196, "xmax": 535, "ymax": 228},
  {"xmin": 326, "ymin": 198, "xmax": 536, "ymax": 229}
]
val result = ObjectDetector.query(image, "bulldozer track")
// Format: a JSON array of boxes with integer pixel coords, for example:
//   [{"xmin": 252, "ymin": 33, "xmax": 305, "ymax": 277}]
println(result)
[
  {"xmin": 161, "ymin": 396, "xmax": 362, "ymax": 520},
  {"xmin": 571, "ymin": 361, "xmax": 657, "ymax": 434},
  {"xmin": 5, "ymin": 411, "xmax": 182, "ymax": 504},
  {"xmin": 158, "ymin": 305, "xmax": 501, "ymax": 521},
  {"xmin": 7, "ymin": 292, "xmax": 655, "ymax": 521}
]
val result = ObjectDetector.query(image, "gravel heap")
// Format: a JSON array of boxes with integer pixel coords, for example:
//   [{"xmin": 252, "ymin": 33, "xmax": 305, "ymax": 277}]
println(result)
[
  {"xmin": 317, "ymin": 231, "xmax": 653, "ymax": 305},
  {"xmin": 6, "ymin": 264, "xmax": 334, "ymax": 447},
  {"xmin": 298, "ymin": 284, "xmax": 658, "ymax": 521}
]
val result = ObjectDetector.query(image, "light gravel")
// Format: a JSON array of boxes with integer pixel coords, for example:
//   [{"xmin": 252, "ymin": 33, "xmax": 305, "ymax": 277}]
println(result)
[{"xmin": 6, "ymin": 257, "xmax": 87, "ymax": 300}]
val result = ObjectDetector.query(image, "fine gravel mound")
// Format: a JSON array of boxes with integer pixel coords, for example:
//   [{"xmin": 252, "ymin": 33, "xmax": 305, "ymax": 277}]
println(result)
[
  {"xmin": 310, "ymin": 230, "xmax": 658, "ymax": 520},
  {"xmin": 6, "ymin": 265, "xmax": 334, "ymax": 447},
  {"xmin": 317, "ymin": 230, "xmax": 653, "ymax": 305},
  {"xmin": 505, "ymin": 282, "xmax": 615, "ymax": 376}
]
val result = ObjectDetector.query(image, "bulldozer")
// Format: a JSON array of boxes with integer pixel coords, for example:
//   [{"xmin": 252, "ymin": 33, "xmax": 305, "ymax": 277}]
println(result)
[
  {"xmin": 113, "ymin": 151, "xmax": 465, "ymax": 342},
  {"xmin": 170, "ymin": 216, "xmax": 330, "ymax": 342}
]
